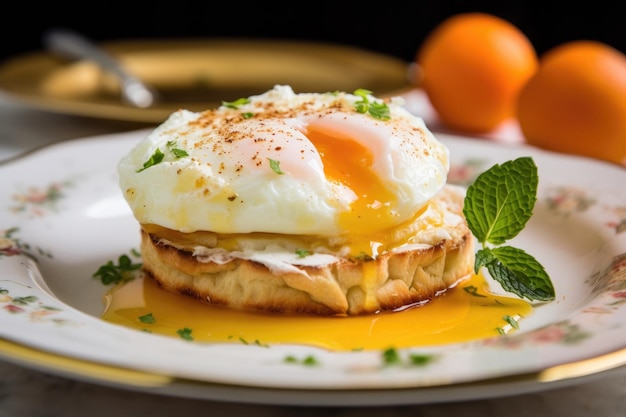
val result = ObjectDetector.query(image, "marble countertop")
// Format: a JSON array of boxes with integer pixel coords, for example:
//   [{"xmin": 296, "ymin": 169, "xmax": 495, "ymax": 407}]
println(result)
[{"xmin": 1, "ymin": 92, "xmax": 625, "ymax": 417}]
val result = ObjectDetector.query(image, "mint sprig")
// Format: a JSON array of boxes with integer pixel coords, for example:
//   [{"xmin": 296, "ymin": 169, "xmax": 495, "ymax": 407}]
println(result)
[{"xmin": 463, "ymin": 157, "xmax": 555, "ymax": 302}]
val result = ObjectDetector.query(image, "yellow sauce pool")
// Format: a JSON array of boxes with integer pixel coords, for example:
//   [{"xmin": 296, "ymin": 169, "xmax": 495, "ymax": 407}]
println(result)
[{"xmin": 101, "ymin": 273, "xmax": 532, "ymax": 351}]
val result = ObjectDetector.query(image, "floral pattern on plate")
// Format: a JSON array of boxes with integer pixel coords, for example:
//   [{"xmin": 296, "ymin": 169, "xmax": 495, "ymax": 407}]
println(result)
[{"xmin": 0, "ymin": 131, "xmax": 625, "ymax": 393}]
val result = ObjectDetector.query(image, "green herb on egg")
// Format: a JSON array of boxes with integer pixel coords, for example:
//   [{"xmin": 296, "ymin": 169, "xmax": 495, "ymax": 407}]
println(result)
[
  {"xmin": 137, "ymin": 142, "xmax": 188, "ymax": 172},
  {"xmin": 167, "ymin": 140, "xmax": 189, "ymax": 158},
  {"xmin": 137, "ymin": 148, "xmax": 164, "ymax": 172},
  {"xmin": 353, "ymin": 88, "xmax": 391, "ymax": 120},
  {"xmin": 222, "ymin": 97, "xmax": 250, "ymax": 109},
  {"xmin": 268, "ymin": 158, "xmax": 284, "ymax": 174}
]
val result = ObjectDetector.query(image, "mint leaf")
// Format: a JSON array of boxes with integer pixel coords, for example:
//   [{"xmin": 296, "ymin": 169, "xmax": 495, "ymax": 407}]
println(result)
[
  {"xmin": 465, "ymin": 157, "xmax": 555, "ymax": 302},
  {"xmin": 476, "ymin": 246, "xmax": 554, "ymax": 301},
  {"xmin": 463, "ymin": 157, "xmax": 537, "ymax": 245}
]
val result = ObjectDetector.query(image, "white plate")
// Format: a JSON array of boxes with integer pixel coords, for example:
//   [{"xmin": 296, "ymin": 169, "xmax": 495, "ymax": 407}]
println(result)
[{"xmin": 1, "ymin": 130, "xmax": 626, "ymax": 406}]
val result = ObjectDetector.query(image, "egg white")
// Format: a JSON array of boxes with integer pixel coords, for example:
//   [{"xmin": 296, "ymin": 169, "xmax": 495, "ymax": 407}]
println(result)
[{"xmin": 118, "ymin": 85, "xmax": 449, "ymax": 236}]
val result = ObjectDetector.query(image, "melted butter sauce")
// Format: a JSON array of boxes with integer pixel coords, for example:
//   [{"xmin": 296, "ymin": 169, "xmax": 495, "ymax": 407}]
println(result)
[{"xmin": 101, "ymin": 273, "xmax": 532, "ymax": 351}]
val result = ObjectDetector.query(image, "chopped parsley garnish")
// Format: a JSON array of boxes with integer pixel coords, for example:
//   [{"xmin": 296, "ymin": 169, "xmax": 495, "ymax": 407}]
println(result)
[
  {"xmin": 464, "ymin": 157, "xmax": 555, "ymax": 302},
  {"xmin": 368, "ymin": 101, "xmax": 392, "ymax": 120},
  {"xmin": 408, "ymin": 353, "xmax": 436, "ymax": 366},
  {"xmin": 462, "ymin": 285, "xmax": 487, "ymax": 298},
  {"xmin": 503, "ymin": 315, "xmax": 520, "ymax": 329},
  {"xmin": 284, "ymin": 355, "xmax": 319, "ymax": 366},
  {"xmin": 138, "ymin": 313, "xmax": 156, "ymax": 324},
  {"xmin": 496, "ymin": 316, "xmax": 521, "ymax": 335},
  {"xmin": 353, "ymin": 88, "xmax": 391, "ymax": 120},
  {"xmin": 137, "ymin": 148, "xmax": 164, "ymax": 172},
  {"xmin": 177, "ymin": 327, "xmax": 193, "ymax": 341},
  {"xmin": 238, "ymin": 337, "xmax": 269, "ymax": 348},
  {"xmin": 170, "ymin": 147, "xmax": 189, "ymax": 158},
  {"xmin": 93, "ymin": 253, "xmax": 142, "ymax": 285},
  {"xmin": 222, "ymin": 97, "xmax": 250, "ymax": 109},
  {"xmin": 382, "ymin": 347, "xmax": 437, "ymax": 367},
  {"xmin": 382, "ymin": 347, "xmax": 402, "ymax": 365},
  {"xmin": 268, "ymin": 158, "xmax": 284, "ymax": 174},
  {"xmin": 136, "ymin": 141, "xmax": 188, "ymax": 173},
  {"xmin": 166, "ymin": 140, "xmax": 189, "ymax": 158},
  {"xmin": 295, "ymin": 248, "xmax": 311, "ymax": 258},
  {"xmin": 167, "ymin": 141, "xmax": 189, "ymax": 159}
]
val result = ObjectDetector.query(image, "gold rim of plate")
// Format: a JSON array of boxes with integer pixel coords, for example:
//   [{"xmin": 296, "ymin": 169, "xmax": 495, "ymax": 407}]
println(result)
[
  {"xmin": 0, "ymin": 38, "xmax": 413, "ymax": 123},
  {"xmin": 2, "ymin": 336, "xmax": 625, "ymax": 400}
]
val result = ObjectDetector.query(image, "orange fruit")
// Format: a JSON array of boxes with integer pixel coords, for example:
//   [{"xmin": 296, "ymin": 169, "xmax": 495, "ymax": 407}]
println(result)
[
  {"xmin": 416, "ymin": 12, "xmax": 538, "ymax": 133},
  {"xmin": 517, "ymin": 40, "xmax": 626, "ymax": 165}
]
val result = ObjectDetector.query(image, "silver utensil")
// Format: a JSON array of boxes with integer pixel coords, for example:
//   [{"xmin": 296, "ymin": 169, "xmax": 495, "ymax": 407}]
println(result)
[{"xmin": 43, "ymin": 29, "xmax": 158, "ymax": 108}]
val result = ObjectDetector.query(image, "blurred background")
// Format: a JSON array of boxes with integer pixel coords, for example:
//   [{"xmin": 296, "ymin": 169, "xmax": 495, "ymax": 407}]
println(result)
[{"xmin": 1, "ymin": 1, "xmax": 624, "ymax": 64}]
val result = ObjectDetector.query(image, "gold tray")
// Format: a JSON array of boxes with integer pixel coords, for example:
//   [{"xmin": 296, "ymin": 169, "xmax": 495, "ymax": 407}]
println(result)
[{"xmin": 0, "ymin": 38, "xmax": 411, "ymax": 123}]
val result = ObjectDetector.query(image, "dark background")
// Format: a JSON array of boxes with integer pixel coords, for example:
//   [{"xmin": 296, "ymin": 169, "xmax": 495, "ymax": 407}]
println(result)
[{"xmin": 1, "ymin": 2, "xmax": 624, "ymax": 65}]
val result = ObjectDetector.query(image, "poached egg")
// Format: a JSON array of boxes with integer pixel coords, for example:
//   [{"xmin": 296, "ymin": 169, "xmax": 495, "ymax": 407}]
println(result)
[{"xmin": 118, "ymin": 85, "xmax": 450, "ymax": 260}]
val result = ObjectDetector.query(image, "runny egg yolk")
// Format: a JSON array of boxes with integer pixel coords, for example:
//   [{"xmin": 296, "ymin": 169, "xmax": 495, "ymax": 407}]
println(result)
[
  {"xmin": 306, "ymin": 126, "xmax": 398, "ymax": 259},
  {"xmin": 101, "ymin": 272, "xmax": 533, "ymax": 351}
]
